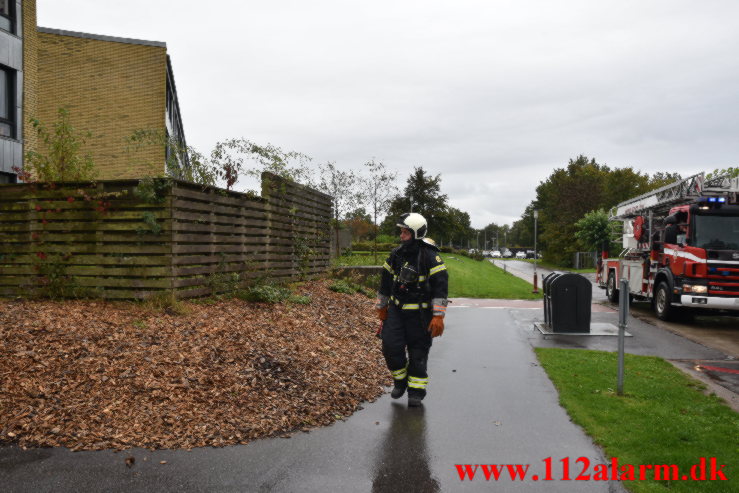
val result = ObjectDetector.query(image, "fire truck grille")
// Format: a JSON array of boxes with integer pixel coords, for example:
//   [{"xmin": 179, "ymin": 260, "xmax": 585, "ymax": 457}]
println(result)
[
  {"xmin": 707, "ymin": 263, "xmax": 739, "ymax": 281},
  {"xmin": 708, "ymin": 281, "xmax": 739, "ymax": 297}
]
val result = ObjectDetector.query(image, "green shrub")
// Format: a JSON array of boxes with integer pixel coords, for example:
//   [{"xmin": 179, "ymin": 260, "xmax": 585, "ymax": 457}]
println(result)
[
  {"xmin": 375, "ymin": 234, "xmax": 396, "ymax": 244},
  {"xmin": 207, "ymin": 271, "xmax": 241, "ymax": 297},
  {"xmin": 329, "ymin": 280, "xmax": 357, "ymax": 294},
  {"xmin": 288, "ymin": 294, "xmax": 312, "ymax": 305},
  {"xmin": 238, "ymin": 284, "xmax": 291, "ymax": 303},
  {"xmin": 357, "ymin": 285, "xmax": 375, "ymax": 298},
  {"xmin": 352, "ymin": 242, "xmax": 396, "ymax": 252},
  {"xmin": 362, "ymin": 273, "xmax": 381, "ymax": 290},
  {"xmin": 142, "ymin": 292, "xmax": 191, "ymax": 315},
  {"xmin": 469, "ymin": 251, "xmax": 485, "ymax": 261},
  {"xmin": 329, "ymin": 279, "xmax": 375, "ymax": 298}
]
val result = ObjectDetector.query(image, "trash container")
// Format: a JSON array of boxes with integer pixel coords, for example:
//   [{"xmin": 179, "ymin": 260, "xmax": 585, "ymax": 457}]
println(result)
[
  {"xmin": 542, "ymin": 271, "xmax": 560, "ymax": 327},
  {"xmin": 543, "ymin": 271, "xmax": 591, "ymax": 333}
]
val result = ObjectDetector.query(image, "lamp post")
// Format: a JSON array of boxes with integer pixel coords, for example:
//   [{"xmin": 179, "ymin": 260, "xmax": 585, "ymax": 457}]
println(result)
[{"xmin": 533, "ymin": 210, "xmax": 539, "ymax": 293}]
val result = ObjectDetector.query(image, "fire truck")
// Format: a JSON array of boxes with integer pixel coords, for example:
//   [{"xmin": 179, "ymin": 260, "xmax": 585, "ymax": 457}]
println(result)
[{"xmin": 596, "ymin": 173, "xmax": 739, "ymax": 320}]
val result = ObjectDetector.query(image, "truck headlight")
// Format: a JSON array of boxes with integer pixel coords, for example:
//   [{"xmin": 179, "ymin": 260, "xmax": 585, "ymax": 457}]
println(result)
[{"xmin": 683, "ymin": 284, "xmax": 708, "ymax": 294}]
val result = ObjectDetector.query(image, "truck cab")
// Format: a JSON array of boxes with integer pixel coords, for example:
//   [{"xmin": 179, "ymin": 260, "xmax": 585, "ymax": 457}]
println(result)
[{"xmin": 657, "ymin": 202, "xmax": 739, "ymax": 315}]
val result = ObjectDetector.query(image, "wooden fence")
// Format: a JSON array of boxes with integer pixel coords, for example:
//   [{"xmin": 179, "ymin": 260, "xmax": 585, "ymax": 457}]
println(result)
[{"xmin": 0, "ymin": 173, "xmax": 332, "ymax": 299}]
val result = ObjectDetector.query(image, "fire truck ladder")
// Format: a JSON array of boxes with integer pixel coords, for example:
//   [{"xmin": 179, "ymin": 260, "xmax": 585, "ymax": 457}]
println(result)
[{"xmin": 610, "ymin": 172, "xmax": 739, "ymax": 221}]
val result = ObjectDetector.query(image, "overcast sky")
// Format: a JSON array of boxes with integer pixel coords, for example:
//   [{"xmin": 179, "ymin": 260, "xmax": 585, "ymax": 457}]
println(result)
[{"xmin": 38, "ymin": 1, "xmax": 739, "ymax": 228}]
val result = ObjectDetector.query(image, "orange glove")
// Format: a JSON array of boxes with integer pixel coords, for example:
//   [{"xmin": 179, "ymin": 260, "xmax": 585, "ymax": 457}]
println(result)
[
  {"xmin": 428, "ymin": 315, "xmax": 444, "ymax": 338},
  {"xmin": 377, "ymin": 306, "xmax": 388, "ymax": 321}
]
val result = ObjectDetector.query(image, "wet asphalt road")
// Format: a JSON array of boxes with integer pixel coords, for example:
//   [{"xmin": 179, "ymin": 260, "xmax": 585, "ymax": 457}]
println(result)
[
  {"xmin": 1, "ymin": 306, "xmax": 646, "ymax": 493},
  {"xmin": 492, "ymin": 258, "xmax": 739, "ymax": 397}
]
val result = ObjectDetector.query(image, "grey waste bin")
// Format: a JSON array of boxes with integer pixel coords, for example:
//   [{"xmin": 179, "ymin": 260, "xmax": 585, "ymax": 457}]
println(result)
[
  {"xmin": 542, "ymin": 271, "xmax": 591, "ymax": 333},
  {"xmin": 542, "ymin": 272, "xmax": 560, "ymax": 327}
]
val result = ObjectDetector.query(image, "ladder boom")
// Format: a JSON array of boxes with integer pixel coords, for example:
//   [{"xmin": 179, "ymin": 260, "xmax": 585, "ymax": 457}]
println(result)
[{"xmin": 610, "ymin": 172, "xmax": 739, "ymax": 220}]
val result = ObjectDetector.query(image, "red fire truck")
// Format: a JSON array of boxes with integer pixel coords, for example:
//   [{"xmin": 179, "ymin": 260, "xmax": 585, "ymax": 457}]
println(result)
[{"xmin": 596, "ymin": 173, "xmax": 739, "ymax": 320}]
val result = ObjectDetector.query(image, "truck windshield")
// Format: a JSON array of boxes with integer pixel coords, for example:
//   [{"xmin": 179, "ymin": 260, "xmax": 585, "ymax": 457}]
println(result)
[{"xmin": 693, "ymin": 214, "xmax": 739, "ymax": 250}]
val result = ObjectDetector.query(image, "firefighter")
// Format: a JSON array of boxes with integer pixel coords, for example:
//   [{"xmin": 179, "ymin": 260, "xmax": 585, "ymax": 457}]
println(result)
[{"xmin": 376, "ymin": 213, "xmax": 448, "ymax": 407}]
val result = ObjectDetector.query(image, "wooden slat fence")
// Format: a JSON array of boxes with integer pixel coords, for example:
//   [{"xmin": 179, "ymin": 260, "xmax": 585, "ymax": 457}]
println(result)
[{"xmin": 0, "ymin": 172, "xmax": 332, "ymax": 299}]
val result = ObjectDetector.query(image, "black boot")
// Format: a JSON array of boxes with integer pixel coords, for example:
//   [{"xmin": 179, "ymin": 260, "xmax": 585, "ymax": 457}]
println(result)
[
  {"xmin": 407, "ymin": 389, "xmax": 425, "ymax": 407},
  {"xmin": 391, "ymin": 379, "xmax": 407, "ymax": 399}
]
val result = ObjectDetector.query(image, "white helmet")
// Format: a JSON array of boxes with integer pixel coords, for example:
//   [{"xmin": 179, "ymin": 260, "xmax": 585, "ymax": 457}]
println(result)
[{"xmin": 396, "ymin": 212, "xmax": 428, "ymax": 239}]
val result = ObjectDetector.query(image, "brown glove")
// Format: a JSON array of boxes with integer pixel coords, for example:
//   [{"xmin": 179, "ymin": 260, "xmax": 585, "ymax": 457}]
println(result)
[
  {"xmin": 428, "ymin": 315, "xmax": 444, "ymax": 338},
  {"xmin": 377, "ymin": 306, "xmax": 388, "ymax": 321}
]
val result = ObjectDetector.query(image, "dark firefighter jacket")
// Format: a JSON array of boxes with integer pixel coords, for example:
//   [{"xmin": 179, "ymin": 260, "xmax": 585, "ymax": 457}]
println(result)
[{"xmin": 377, "ymin": 238, "xmax": 448, "ymax": 317}]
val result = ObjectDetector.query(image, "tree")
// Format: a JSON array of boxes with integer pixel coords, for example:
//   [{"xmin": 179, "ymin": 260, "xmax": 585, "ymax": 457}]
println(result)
[
  {"xmin": 20, "ymin": 108, "xmax": 97, "ymax": 182},
  {"xmin": 575, "ymin": 209, "xmax": 619, "ymax": 253},
  {"xmin": 208, "ymin": 138, "xmax": 312, "ymax": 190},
  {"xmin": 343, "ymin": 207, "xmax": 374, "ymax": 241},
  {"xmin": 508, "ymin": 204, "xmax": 537, "ymax": 248},
  {"xmin": 531, "ymin": 155, "xmax": 670, "ymax": 266},
  {"xmin": 381, "ymin": 167, "xmax": 448, "ymax": 236},
  {"xmin": 436, "ymin": 206, "xmax": 472, "ymax": 247},
  {"xmin": 707, "ymin": 167, "xmax": 739, "ymax": 179},
  {"xmin": 346, "ymin": 207, "xmax": 372, "ymax": 222},
  {"xmin": 315, "ymin": 161, "xmax": 361, "ymax": 254},
  {"xmin": 475, "ymin": 222, "xmax": 510, "ymax": 250},
  {"xmin": 649, "ymin": 172, "xmax": 683, "ymax": 188},
  {"xmin": 316, "ymin": 161, "xmax": 359, "ymax": 223},
  {"xmin": 360, "ymin": 159, "xmax": 398, "ymax": 260},
  {"xmin": 126, "ymin": 129, "xmax": 217, "ymax": 187}
]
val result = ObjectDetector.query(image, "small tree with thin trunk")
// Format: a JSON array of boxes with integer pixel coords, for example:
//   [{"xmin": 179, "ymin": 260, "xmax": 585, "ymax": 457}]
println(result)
[
  {"xmin": 19, "ymin": 108, "xmax": 97, "ymax": 182},
  {"xmin": 316, "ymin": 161, "xmax": 360, "ymax": 255},
  {"xmin": 361, "ymin": 159, "xmax": 397, "ymax": 262}
]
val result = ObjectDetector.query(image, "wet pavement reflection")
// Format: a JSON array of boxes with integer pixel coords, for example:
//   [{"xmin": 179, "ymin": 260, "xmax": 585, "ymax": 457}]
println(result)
[{"xmin": 371, "ymin": 403, "xmax": 439, "ymax": 492}]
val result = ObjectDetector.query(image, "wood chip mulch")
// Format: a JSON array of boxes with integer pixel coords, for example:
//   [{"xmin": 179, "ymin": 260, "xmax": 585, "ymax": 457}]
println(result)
[{"xmin": 0, "ymin": 280, "xmax": 390, "ymax": 451}]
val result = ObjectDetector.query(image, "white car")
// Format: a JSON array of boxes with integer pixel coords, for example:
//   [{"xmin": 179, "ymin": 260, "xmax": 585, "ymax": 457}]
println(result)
[
  {"xmin": 491, "ymin": 250, "xmax": 502, "ymax": 258},
  {"xmin": 515, "ymin": 251, "xmax": 526, "ymax": 259},
  {"xmin": 503, "ymin": 250, "xmax": 513, "ymax": 258}
]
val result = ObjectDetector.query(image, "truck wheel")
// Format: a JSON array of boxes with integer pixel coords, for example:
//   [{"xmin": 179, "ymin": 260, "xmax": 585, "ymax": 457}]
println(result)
[
  {"xmin": 606, "ymin": 271, "xmax": 619, "ymax": 303},
  {"xmin": 654, "ymin": 282, "xmax": 674, "ymax": 321}
]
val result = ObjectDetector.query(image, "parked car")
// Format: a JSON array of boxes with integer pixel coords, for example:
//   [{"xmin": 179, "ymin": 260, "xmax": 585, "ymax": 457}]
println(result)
[
  {"xmin": 526, "ymin": 250, "xmax": 536, "ymax": 259},
  {"xmin": 515, "ymin": 251, "xmax": 526, "ymax": 259},
  {"xmin": 491, "ymin": 250, "xmax": 502, "ymax": 258},
  {"xmin": 502, "ymin": 250, "xmax": 513, "ymax": 258}
]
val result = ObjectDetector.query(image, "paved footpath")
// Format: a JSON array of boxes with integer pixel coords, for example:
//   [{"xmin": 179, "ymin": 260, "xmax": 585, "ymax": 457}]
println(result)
[{"xmin": 1, "ymin": 301, "xmax": 730, "ymax": 492}]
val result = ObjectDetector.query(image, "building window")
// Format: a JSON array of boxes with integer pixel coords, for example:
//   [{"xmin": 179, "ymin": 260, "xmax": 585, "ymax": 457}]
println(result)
[
  {"xmin": 0, "ymin": 66, "xmax": 14, "ymax": 138},
  {"xmin": 0, "ymin": 0, "xmax": 14, "ymax": 33}
]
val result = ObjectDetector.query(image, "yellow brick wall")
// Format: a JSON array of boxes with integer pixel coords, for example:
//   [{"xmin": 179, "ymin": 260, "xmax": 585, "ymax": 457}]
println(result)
[
  {"xmin": 37, "ymin": 32, "xmax": 167, "ymax": 179},
  {"xmin": 22, "ymin": 0, "xmax": 39, "ymax": 157}
]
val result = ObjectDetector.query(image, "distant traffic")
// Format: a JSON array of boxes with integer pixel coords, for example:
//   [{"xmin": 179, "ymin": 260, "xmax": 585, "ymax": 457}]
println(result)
[{"xmin": 476, "ymin": 249, "xmax": 540, "ymax": 259}]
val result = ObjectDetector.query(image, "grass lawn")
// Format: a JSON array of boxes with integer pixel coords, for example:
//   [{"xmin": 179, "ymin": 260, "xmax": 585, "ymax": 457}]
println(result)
[
  {"xmin": 536, "ymin": 348, "xmax": 738, "ymax": 493},
  {"xmin": 442, "ymin": 254, "xmax": 541, "ymax": 299},
  {"xmin": 333, "ymin": 252, "xmax": 541, "ymax": 299}
]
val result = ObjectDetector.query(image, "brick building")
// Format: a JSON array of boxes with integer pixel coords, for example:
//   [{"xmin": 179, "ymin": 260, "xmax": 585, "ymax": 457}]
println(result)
[
  {"xmin": 0, "ymin": 0, "xmax": 36, "ymax": 184},
  {"xmin": 0, "ymin": 0, "xmax": 187, "ymax": 183},
  {"xmin": 36, "ymin": 28, "xmax": 187, "ymax": 179}
]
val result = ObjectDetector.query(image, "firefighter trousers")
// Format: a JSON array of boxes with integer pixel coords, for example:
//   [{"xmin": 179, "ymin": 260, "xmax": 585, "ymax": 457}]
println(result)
[{"xmin": 381, "ymin": 305, "xmax": 432, "ymax": 397}]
